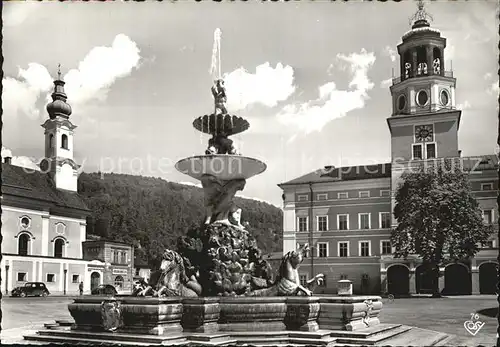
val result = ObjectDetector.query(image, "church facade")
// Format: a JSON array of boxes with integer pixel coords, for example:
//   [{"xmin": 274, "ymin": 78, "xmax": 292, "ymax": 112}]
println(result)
[
  {"xmin": 278, "ymin": 8, "xmax": 498, "ymax": 296},
  {"xmin": 1, "ymin": 72, "xmax": 134, "ymax": 295}
]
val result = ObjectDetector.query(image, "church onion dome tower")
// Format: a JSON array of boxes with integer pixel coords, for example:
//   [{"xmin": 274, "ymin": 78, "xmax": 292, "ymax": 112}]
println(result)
[
  {"xmin": 41, "ymin": 64, "xmax": 79, "ymax": 192},
  {"xmin": 390, "ymin": 0, "xmax": 456, "ymax": 117},
  {"xmin": 46, "ymin": 66, "xmax": 72, "ymax": 119}
]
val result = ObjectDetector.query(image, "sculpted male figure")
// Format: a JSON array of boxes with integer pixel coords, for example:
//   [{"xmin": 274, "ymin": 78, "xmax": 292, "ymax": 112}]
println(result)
[{"xmin": 211, "ymin": 79, "xmax": 228, "ymax": 115}]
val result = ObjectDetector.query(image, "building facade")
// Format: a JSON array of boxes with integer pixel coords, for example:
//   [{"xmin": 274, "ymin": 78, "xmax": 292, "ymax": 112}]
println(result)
[
  {"xmin": 82, "ymin": 240, "xmax": 135, "ymax": 294},
  {"xmin": 278, "ymin": 7, "xmax": 498, "ymax": 296},
  {"xmin": 1, "ymin": 72, "xmax": 92, "ymax": 295}
]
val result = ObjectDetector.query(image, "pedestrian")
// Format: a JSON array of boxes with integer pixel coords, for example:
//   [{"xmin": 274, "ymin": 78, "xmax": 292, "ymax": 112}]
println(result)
[{"xmin": 79, "ymin": 281, "xmax": 84, "ymax": 296}]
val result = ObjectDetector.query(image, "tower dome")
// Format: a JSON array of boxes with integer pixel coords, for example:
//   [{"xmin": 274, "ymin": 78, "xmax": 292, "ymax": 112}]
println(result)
[{"xmin": 46, "ymin": 66, "xmax": 72, "ymax": 119}]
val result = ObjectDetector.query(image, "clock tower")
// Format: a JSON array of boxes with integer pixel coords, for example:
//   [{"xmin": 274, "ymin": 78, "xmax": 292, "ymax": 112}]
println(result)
[
  {"xmin": 40, "ymin": 66, "xmax": 80, "ymax": 192},
  {"xmin": 387, "ymin": 0, "xmax": 461, "ymax": 163}
]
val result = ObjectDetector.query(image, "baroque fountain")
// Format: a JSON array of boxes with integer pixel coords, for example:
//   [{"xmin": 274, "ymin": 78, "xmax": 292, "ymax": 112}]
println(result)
[{"xmin": 24, "ymin": 30, "xmax": 449, "ymax": 346}]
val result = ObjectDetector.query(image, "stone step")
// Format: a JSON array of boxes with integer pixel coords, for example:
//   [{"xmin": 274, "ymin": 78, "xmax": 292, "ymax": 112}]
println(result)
[
  {"xmin": 188, "ymin": 333, "xmax": 233, "ymax": 343},
  {"xmin": 334, "ymin": 325, "xmax": 412, "ymax": 345},
  {"xmin": 380, "ymin": 327, "xmax": 449, "ymax": 346},
  {"xmin": 55, "ymin": 320, "xmax": 74, "ymax": 326},
  {"xmin": 329, "ymin": 324, "xmax": 404, "ymax": 339},
  {"xmin": 24, "ymin": 334, "xmax": 161, "ymax": 346},
  {"xmin": 33, "ymin": 330, "xmax": 187, "ymax": 345},
  {"xmin": 188, "ymin": 339, "xmax": 238, "ymax": 346}
]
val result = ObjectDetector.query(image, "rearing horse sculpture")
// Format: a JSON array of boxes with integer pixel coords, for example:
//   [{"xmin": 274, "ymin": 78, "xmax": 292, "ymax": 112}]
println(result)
[{"xmin": 246, "ymin": 243, "xmax": 324, "ymax": 296}]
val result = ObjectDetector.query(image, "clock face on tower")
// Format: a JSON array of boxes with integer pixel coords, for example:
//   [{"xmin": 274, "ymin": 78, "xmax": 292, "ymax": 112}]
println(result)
[{"xmin": 415, "ymin": 125, "xmax": 434, "ymax": 142}]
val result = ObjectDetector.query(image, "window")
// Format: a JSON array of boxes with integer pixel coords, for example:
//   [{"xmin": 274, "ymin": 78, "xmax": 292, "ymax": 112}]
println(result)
[
  {"xmin": 359, "ymin": 191, "xmax": 370, "ymax": 198},
  {"xmin": 112, "ymin": 250, "xmax": 119, "ymax": 263},
  {"xmin": 359, "ymin": 213, "xmax": 371, "ymax": 229},
  {"xmin": 317, "ymin": 243, "xmax": 328, "ymax": 258},
  {"xmin": 340, "ymin": 274, "xmax": 348, "ymax": 280},
  {"xmin": 359, "ymin": 241, "xmax": 371, "ymax": 257},
  {"xmin": 72, "ymin": 274, "xmax": 80, "ymax": 283},
  {"xmin": 297, "ymin": 217, "xmax": 308, "ymax": 232},
  {"xmin": 481, "ymin": 183, "xmax": 494, "ymax": 191},
  {"xmin": 338, "ymin": 242, "xmax": 349, "ymax": 257},
  {"xmin": 481, "ymin": 241, "xmax": 494, "ymax": 248},
  {"xmin": 483, "ymin": 210, "xmax": 494, "ymax": 225},
  {"xmin": 381, "ymin": 241, "xmax": 392, "ymax": 255},
  {"xmin": 20, "ymin": 216, "xmax": 31, "ymax": 229},
  {"xmin": 412, "ymin": 144, "xmax": 423, "ymax": 160},
  {"xmin": 380, "ymin": 212, "xmax": 391, "ymax": 229},
  {"xmin": 17, "ymin": 272, "xmax": 27, "ymax": 282},
  {"xmin": 426, "ymin": 143, "xmax": 436, "ymax": 159},
  {"xmin": 380, "ymin": 190, "xmax": 390, "ymax": 197},
  {"xmin": 46, "ymin": 274, "xmax": 55, "ymax": 283},
  {"xmin": 54, "ymin": 238, "xmax": 64, "ymax": 258},
  {"xmin": 337, "ymin": 214, "xmax": 349, "ymax": 230},
  {"xmin": 61, "ymin": 134, "xmax": 69, "ymax": 149},
  {"xmin": 317, "ymin": 193, "xmax": 328, "ymax": 201},
  {"xmin": 18, "ymin": 234, "xmax": 30, "ymax": 256},
  {"xmin": 297, "ymin": 194, "xmax": 308, "ymax": 202},
  {"xmin": 317, "ymin": 216, "xmax": 328, "ymax": 231},
  {"xmin": 338, "ymin": 192, "xmax": 348, "ymax": 199},
  {"xmin": 299, "ymin": 274, "xmax": 308, "ymax": 286},
  {"xmin": 114, "ymin": 275, "xmax": 124, "ymax": 290},
  {"xmin": 55, "ymin": 223, "xmax": 66, "ymax": 235}
]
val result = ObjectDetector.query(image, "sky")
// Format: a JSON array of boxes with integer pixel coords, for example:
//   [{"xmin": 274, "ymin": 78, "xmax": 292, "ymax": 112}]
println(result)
[{"xmin": 2, "ymin": 0, "xmax": 498, "ymax": 207}]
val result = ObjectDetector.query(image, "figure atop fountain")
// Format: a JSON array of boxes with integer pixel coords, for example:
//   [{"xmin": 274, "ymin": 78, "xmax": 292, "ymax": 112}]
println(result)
[{"xmin": 211, "ymin": 79, "xmax": 228, "ymax": 115}]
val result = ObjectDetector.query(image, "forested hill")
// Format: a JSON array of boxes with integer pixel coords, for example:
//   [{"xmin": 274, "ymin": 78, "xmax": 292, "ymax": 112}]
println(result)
[{"xmin": 78, "ymin": 172, "xmax": 283, "ymax": 265}]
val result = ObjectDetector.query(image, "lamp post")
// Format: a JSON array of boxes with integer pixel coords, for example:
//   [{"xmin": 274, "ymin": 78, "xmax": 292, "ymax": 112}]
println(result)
[
  {"xmin": 63, "ymin": 269, "xmax": 67, "ymax": 295},
  {"xmin": 5, "ymin": 265, "xmax": 9, "ymax": 295}
]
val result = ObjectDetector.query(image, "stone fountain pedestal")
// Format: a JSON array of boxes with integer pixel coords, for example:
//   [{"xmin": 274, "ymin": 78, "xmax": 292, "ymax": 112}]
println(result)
[{"xmin": 24, "ymin": 294, "xmax": 449, "ymax": 346}]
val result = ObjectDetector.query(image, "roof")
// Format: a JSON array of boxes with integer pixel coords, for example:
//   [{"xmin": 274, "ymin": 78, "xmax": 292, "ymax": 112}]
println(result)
[
  {"xmin": 1, "ymin": 163, "xmax": 89, "ymax": 212},
  {"xmin": 278, "ymin": 155, "xmax": 498, "ymax": 187},
  {"xmin": 278, "ymin": 163, "xmax": 392, "ymax": 187}
]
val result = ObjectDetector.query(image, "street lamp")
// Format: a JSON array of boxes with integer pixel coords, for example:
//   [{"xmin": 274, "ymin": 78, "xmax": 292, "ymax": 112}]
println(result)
[{"xmin": 5, "ymin": 265, "xmax": 9, "ymax": 295}]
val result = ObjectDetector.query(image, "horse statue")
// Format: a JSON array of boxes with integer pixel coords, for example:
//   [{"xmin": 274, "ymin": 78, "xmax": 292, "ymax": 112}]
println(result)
[
  {"xmin": 246, "ymin": 243, "xmax": 324, "ymax": 296},
  {"xmin": 132, "ymin": 249, "xmax": 202, "ymax": 297},
  {"xmin": 211, "ymin": 79, "xmax": 228, "ymax": 115}
]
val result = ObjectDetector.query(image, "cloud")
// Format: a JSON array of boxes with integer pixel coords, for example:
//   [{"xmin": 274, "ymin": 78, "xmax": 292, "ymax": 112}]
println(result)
[
  {"xmin": 63, "ymin": 34, "xmax": 141, "ymax": 106},
  {"xmin": 487, "ymin": 80, "xmax": 499, "ymax": 96},
  {"xmin": 457, "ymin": 100, "xmax": 472, "ymax": 110},
  {"xmin": 2, "ymin": 34, "xmax": 141, "ymax": 121},
  {"xmin": 3, "ymin": 1, "xmax": 41, "ymax": 27},
  {"xmin": 484, "ymin": 72, "xmax": 493, "ymax": 80},
  {"xmin": 379, "ymin": 78, "xmax": 392, "ymax": 89},
  {"xmin": 2, "ymin": 63, "xmax": 53, "ymax": 120},
  {"xmin": 1, "ymin": 147, "xmax": 40, "ymax": 171},
  {"xmin": 384, "ymin": 46, "xmax": 397, "ymax": 62},
  {"xmin": 276, "ymin": 49, "xmax": 376, "ymax": 134},
  {"xmin": 223, "ymin": 62, "xmax": 296, "ymax": 111}
]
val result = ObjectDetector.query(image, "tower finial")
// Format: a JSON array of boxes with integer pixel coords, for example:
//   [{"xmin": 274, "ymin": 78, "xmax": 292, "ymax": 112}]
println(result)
[
  {"xmin": 409, "ymin": 0, "xmax": 433, "ymax": 26},
  {"xmin": 57, "ymin": 63, "xmax": 62, "ymax": 80}
]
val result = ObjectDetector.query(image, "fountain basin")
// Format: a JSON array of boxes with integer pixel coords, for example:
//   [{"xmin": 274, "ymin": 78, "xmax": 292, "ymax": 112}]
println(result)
[
  {"xmin": 175, "ymin": 155, "xmax": 267, "ymax": 181},
  {"xmin": 219, "ymin": 296, "xmax": 287, "ymax": 332},
  {"xmin": 193, "ymin": 114, "xmax": 250, "ymax": 136}
]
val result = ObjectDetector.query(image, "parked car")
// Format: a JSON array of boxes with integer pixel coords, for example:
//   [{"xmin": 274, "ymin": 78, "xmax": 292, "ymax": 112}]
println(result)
[
  {"xmin": 11, "ymin": 282, "xmax": 50, "ymax": 297},
  {"xmin": 91, "ymin": 284, "xmax": 117, "ymax": 295}
]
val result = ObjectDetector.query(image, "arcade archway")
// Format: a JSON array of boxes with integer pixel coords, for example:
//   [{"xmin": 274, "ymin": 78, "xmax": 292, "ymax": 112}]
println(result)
[
  {"xmin": 444, "ymin": 264, "xmax": 471, "ymax": 295},
  {"xmin": 479, "ymin": 262, "xmax": 498, "ymax": 294},
  {"xmin": 415, "ymin": 264, "xmax": 438, "ymax": 294},
  {"xmin": 387, "ymin": 264, "xmax": 410, "ymax": 296},
  {"xmin": 90, "ymin": 272, "xmax": 101, "ymax": 292}
]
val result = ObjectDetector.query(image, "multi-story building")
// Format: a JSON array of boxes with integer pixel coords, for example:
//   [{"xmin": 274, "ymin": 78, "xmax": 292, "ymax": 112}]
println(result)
[
  {"xmin": 1, "ymin": 71, "xmax": 92, "ymax": 295},
  {"xmin": 83, "ymin": 240, "xmax": 135, "ymax": 294},
  {"xmin": 278, "ymin": 5, "xmax": 498, "ymax": 296}
]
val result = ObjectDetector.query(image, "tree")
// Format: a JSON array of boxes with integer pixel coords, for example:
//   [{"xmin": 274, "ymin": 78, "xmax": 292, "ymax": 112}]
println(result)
[{"xmin": 391, "ymin": 159, "xmax": 493, "ymax": 297}]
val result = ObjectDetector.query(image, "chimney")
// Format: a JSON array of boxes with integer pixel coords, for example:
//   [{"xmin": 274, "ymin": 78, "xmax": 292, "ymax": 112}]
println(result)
[{"xmin": 4, "ymin": 157, "xmax": 12, "ymax": 164}]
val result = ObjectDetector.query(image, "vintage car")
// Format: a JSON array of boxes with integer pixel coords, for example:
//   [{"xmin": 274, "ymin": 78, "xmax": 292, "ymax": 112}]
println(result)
[
  {"xmin": 91, "ymin": 284, "xmax": 118, "ymax": 296},
  {"xmin": 11, "ymin": 282, "xmax": 50, "ymax": 297}
]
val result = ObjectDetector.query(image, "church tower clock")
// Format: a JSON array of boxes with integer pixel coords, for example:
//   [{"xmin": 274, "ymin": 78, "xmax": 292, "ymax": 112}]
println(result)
[
  {"xmin": 40, "ymin": 66, "xmax": 80, "ymax": 192},
  {"xmin": 387, "ymin": 0, "xmax": 461, "ymax": 163}
]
